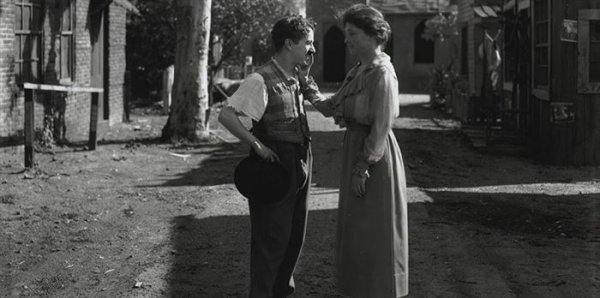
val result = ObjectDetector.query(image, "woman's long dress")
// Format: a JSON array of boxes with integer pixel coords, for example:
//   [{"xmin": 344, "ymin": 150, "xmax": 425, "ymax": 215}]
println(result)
[{"xmin": 331, "ymin": 53, "xmax": 409, "ymax": 297}]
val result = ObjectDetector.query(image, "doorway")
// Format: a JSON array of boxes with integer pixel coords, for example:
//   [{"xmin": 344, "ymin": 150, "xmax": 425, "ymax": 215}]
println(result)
[
  {"xmin": 91, "ymin": 6, "xmax": 109, "ymax": 120},
  {"xmin": 323, "ymin": 26, "xmax": 346, "ymax": 82}
]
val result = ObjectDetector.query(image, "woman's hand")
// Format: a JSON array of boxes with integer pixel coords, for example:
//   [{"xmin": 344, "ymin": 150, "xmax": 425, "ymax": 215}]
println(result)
[
  {"xmin": 296, "ymin": 53, "xmax": 314, "ymax": 86},
  {"xmin": 252, "ymin": 140, "xmax": 280, "ymax": 163},
  {"xmin": 351, "ymin": 174, "xmax": 367, "ymax": 197}
]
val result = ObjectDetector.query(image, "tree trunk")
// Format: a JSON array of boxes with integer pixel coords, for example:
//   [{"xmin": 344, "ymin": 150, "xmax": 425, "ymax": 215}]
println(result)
[{"xmin": 162, "ymin": 0, "xmax": 212, "ymax": 141}]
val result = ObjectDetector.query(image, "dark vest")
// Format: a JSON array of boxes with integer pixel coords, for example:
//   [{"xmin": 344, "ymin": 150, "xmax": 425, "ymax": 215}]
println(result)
[{"xmin": 252, "ymin": 60, "xmax": 310, "ymax": 144}]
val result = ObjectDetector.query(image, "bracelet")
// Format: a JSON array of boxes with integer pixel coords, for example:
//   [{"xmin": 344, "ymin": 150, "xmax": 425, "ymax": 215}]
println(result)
[
  {"xmin": 251, "ymin": 140, "xmax": 261, "ymax": 150},
  {"xmin": 352, "ymin": 166, "xmax": 370, "ymax": 178}
]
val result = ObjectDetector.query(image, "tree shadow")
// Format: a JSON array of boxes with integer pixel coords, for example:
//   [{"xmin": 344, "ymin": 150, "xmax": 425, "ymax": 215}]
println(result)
[
  {"xmin": 393, "ymin": 127, "xmax": 599, "ymax": 187},
  {"xmin": 143, "ymin": 122, "xmax": 598, "ymax": 190},
  {"xmin": 166, "ymin": 190, "xmax": 600, "ymax": 297},
  {"xmin": 167, "ymin": 214, "xmax": 250, "ymax": 297},
  {"xmin": 41, "ymin": 2, "xmax": 68, "ymax": 143},
  {"xmin": 146, "ymin": 141, "xmax": 247, "ymax": 187},
  {"xmin": 146, "ymin": 130, "xmax": 345, "ymax": 188},
  {"xmin": 410, "ymin": 191, "xmax": 599, "ymax": 297},
  {"xmin": 422, "ymin": 190, "xmax": 600, "ymax": 240},
  {"xmin": 399, "ymin": 105, "xmax": 453, "ymax": 120},
  {"xmin": 166, "ymin": 208, "xmax": 344, "ymax": 297}
]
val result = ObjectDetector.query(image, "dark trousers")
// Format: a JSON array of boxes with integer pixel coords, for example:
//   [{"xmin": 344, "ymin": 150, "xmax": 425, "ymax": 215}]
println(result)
[{"xmin": 248, "ymin": 140, "xmax": 312, "ymax": 298}]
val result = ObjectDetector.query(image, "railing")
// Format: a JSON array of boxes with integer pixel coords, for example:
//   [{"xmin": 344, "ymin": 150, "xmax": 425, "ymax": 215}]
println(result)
[{"xmin": 22, "ymin": 83, "xmax": 104, "ymax": 168}]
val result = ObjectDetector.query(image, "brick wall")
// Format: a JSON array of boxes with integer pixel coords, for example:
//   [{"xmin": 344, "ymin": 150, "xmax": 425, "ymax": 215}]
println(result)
[
  {"xmin": 0, "ymin": 0, "xmax": 129, "ymax": 146},
  {"xmin": 63, "ymin": 0, "xmax": 94, "ymax": 141},
  {"xmin": 0, "ymin": 0, "xmax": 23, "ymax": 141},
  {"xmin": 108, "ymin": 6, "xmax": 126, "ymax": 126}
]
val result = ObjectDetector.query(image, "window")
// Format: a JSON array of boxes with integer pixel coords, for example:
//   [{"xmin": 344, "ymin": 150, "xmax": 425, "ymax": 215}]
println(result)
[
  {"xmin": 58, "ymin": 0, "xmax": 74, "ymax": 82},
  {"xmin": 503, "ymin": 12, "xmax": 515, "ymax": 84},
  {"xmin": 532, "ymin": 0, "xmax": 549, "ymax": 91},
  {"xmin": 414, "ymin": 20, "xmax": 434, "ymax": 64},
  {"xmin": 461, "ymin": 26, "xmax": 468, "ymax": 76},
  {"xmin": 14, "ymin": 0, "xmax": 42, "ymax": 84},
  {"xmin": 578, "ymin": 10, "xmax": 600, "ymax": 94},
  {"xmin": 590, "ymin": 21, "xmax": 600, "ymax": 82}
]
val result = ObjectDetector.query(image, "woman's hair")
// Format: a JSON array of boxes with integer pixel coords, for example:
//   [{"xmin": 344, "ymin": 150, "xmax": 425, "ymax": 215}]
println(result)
[
  {"xmin": 342, "ymin": 4, "xmax": 391, "ymax": 47},
  {"xmin": 271, "ymin": 15, "xmax": 316, "ymax": 52}
]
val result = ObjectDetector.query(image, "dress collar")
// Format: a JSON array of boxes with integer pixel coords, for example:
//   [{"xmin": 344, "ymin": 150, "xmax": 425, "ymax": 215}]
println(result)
[{"xmin": 358, "ymin": 52, "xmax": 391, "ymax": 72}]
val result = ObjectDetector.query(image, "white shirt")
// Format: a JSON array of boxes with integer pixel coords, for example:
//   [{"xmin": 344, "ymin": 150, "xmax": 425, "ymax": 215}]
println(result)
[
  {"xmin": 226, "ymin": 73, "xmax": 268, "ymax": 122},
  {"xmin": 226, "ymin": 59, "xmax": 296, "ymax": 122}
]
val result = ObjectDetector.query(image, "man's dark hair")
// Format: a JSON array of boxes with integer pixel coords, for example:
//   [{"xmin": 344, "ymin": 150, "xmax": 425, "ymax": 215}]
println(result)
[{"xmin": 271, "ymin": 15, "xmax": 315, "ymax": 52}]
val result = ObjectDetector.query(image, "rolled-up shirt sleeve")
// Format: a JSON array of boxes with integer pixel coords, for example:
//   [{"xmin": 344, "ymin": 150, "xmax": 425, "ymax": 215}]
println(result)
[{"xmin": 226, "ymin": 73, "xmax": 268, "ymax": 122}]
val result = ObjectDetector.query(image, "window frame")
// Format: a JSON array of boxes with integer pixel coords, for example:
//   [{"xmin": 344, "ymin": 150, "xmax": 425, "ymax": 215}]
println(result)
[
  {"xmin": 577, "ymin": 9, "xmax": 600, "ymax": 94},
  {"xmin": 58, "ymin": 0, "xmax": 75, "ymax": 84},
  {"xmin": 461, "ymin": 25, "xmax": 469, "ymax": 76},
  {"xmin": 14, "ymin": 0, "xmax": 43, "ymax": 84},
  {"xmin": 531, "ymin": 0, "xmax": 550, "ymax": 100}
]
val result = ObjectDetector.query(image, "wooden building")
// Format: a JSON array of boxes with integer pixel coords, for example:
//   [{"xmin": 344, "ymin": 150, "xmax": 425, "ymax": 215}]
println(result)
[
  {"xmin": 529, "ymin": 0, "xmax": 600, "ymax": 164},
  {"xmin": 453, "ymin": 0, "xmax": 600, "ymax": 165},
  {"xmin": 0, "ymin": 0, "xmax": 137, "ymax": 147}
]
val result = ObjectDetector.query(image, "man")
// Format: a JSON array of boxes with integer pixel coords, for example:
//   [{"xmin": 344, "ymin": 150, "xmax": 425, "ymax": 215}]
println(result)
[{"xmin": 218, "ymin": 16, "xmax": 316, "ymax": 298}]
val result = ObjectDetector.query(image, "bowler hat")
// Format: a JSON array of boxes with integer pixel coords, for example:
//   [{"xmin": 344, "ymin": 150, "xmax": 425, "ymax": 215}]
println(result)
[{"xmin": 234, "ymin": 156, "xmax": 290, "ymax": 204}]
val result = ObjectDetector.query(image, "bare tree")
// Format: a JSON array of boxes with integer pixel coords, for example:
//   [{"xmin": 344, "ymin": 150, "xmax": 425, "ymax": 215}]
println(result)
[{"xmin": 162, "ymin": 0, "xmax": 212, "ymax": 141}]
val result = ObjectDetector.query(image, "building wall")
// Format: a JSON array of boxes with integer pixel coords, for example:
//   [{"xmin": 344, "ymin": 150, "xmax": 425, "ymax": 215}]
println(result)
[
  {"xmin": 456, "ymin": 0, "xmax": 476, "ymax": 94},
  {"xmin": 307, "ymin": 0, "xmax": 364, "ymax": 88},
  {"xmin": 0, "ymin": 0, "xmax": 21, "ymax": 141},
  {"xmin": 0, "ymin": 0, "xmax": 128, "ymax": 146},
  {"xmin": 454, "ymin": 0, "xmax": 600, "ymax": 165},
  {"xmin": 388, "ymin": 15, "xmax": 456, "ymax": 94},
  {"xmin": 108, "ymin": 6, "xmax": 126, "ymax": 126},
  {"xmin": 308, "ymin": 0, "xmax": 453, "ymax": 93},
  {"xmin": 533, "ymin": 0, "xmax": 600, "ymax": 164}
]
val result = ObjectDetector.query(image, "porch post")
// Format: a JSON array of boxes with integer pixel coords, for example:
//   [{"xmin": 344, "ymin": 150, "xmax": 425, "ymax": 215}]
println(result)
[
  {"xmin": 24, "ymin": 89, "xmax": 35, "ymax": 167},
  {"xmin": 89, "ymin": 92, "xmax": 99, "ymax": 150}
]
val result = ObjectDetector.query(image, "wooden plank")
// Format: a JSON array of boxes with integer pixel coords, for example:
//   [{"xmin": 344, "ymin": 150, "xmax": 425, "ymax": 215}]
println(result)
[
  {"xmin": 89, "ymin": 93, "xmax": 99, "ymax": 150},
  {"xmin": 23, "ymin": 83, "xmax": 103, "ymax": 93},
  {"xmin": 565, "ymin": 1, "xmax": 585, "ymax": 164},
  {"xmin": 124, "ymin": 71, "xmax": 131, "ymax": 122},
  {"xmin": 577, "ymin": 15, "xmax": 591, "ymax": 93},
  {"xmin": 579, "ymin": 9, "xmax": 600, "ymax": 19},
  {"xmin": 593, "ymin": 96, "xmax": 600, "ymax": 164},
  {"xmin": 578, "ymin": 9, "xmax": 600, "ymax": 94},
  {"xmin": 24, "ymin": 89, "xmax": 34, "ymax": 168}
]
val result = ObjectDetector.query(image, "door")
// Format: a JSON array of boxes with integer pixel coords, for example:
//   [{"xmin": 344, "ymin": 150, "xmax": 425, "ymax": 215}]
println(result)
[
  {"xmin": 323, "ymin": 26, "xmax": 346, "ymax": 82},
  {"xmin": 91, "ymin": 7, "xmax": 109, "ymax": 120}
]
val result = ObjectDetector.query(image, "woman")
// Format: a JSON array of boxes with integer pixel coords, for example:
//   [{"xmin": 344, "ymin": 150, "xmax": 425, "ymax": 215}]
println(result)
[{"xmin": 299, "ymin": 4, "xmax": 408, "ymax": 297}]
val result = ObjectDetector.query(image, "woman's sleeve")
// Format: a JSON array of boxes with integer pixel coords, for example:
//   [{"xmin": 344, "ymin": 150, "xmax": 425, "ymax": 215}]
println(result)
[
  {"xmin": 301, "ymin": 76, "xmax": 336, "ymax": 117},
  {"xmin": 354, "ymin": 68, "xmax": 399, "ymax": 172}
]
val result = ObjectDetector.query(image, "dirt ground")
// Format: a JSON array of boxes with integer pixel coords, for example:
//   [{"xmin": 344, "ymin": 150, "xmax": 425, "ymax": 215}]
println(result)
[{"xmin": 1, "ymin": 101, "xmax": 599, "ymax": 298}]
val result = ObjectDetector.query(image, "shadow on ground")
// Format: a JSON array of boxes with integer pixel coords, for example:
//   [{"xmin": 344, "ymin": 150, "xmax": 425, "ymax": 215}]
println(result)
[
  {"xmin": 423, "ymin": 191, "xmax": 600, "ymax": 240},
  {"xmin": 166, "ymin": 208, "xmax": 342, "ymax": 297},
  {"xmin": 165, "ymin": 190, "xmax": 600, "ymax": 297},
  {"xmin": 148, "ymin": 122, "xmax": 598, "ymax": 190}
]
